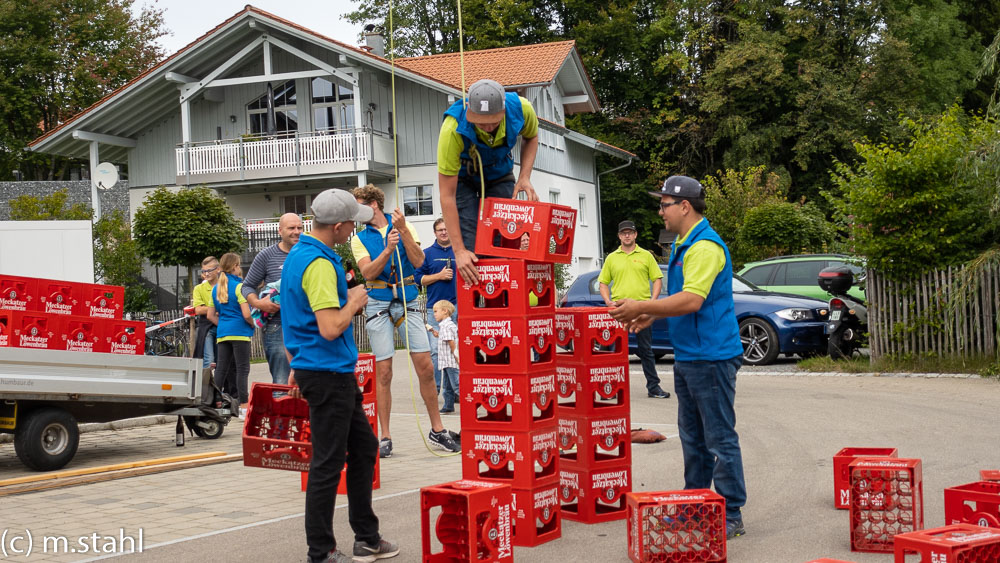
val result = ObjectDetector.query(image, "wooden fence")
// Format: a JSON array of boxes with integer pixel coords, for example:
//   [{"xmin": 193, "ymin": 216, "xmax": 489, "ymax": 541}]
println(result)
[{"xmin": 867, "ymin": 264, "xmax": 1000, "ymax": 359}]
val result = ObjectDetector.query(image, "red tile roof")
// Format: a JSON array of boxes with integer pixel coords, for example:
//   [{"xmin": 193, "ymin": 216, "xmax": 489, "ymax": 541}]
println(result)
[{"xmin": 396, "ymin": 41, "xmax": 577, "ymax": 90}]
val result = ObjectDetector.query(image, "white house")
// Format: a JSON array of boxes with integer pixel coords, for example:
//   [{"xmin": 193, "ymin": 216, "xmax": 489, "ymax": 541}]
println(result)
[{"xmin": 28, "ymin": 5, "xmax": 634, "ymax": 280}]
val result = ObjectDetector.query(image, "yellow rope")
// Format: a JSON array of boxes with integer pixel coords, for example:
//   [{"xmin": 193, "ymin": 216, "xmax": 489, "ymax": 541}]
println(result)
[{"xmin": 388, "ymin": 0, "xmax": 459, "ymax": 458}]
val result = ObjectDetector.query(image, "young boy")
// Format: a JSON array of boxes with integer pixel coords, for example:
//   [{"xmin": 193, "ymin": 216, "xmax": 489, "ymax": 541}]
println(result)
[
  {"xmin": 433, "ymin": 300, "xmax": 460, "ymax": 413},
  {"xmin": 191, "ymin": 256, "xmax": 220, "ymax": 370}
]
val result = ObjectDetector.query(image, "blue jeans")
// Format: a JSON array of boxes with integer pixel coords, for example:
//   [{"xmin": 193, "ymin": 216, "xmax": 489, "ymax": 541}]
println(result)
[
  {"xmin": 454, "ymin": 174, "xmax": 515, "ymax": 253},
  {"xmin": 635, "ymin": 325, "xmax": 661, "ymax": 393},
  {"xmin": 440, "ymin": 367, "xmax": 460, "ymax": 410},
  {"xmin": 673, "ymin": 356, "xmax": 747, "ymax": 521},
  {"xmin": 263, "ymin": 320, "xmax": 290, "ymax": 385},
  {"xmin": 426, "ymin": 311, "xmax": 458, "ymax": 393},
  {"xmin": 202, "ymin": 326, "xmax": 218, "ymax": 370}
]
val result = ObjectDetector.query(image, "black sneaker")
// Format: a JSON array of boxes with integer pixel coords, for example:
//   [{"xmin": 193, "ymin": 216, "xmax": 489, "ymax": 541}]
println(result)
[
  {"xmin": 726, "ymin": 518, "xmax": 745, "ymax": 539},
  {"xmin": 428, "ymin": 429, "xmax": 461, "ymax": 452},
  {"xmin": 353, "ymin": 538, "xmax": 399, "ymax": 562},
  {"xmin": 379, "ymin": 438, "xmax": 393, "ymax": 459},
  {"xmin": 648, "ymin": 388, "xmax": 671, "ymax": 399}
]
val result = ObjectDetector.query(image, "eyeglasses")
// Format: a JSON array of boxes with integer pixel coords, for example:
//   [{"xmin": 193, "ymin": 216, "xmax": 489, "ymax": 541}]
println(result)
[
  {"xmin": 659, "ymin": 201, "xmax": 684, "ymax": 210},
  {"xmin": 434, "ymin": 228, "xmax": 447, "ymax": 233}
]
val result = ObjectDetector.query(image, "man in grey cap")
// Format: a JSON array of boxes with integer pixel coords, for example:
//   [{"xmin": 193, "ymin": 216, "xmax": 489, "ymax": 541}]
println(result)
[
  {"xmin": 283, "ymin": 188, "xmax": 400, "ymax": 563},
  {"xmin": 609, "ymin": 175, "xmax": 748, "ymax": 541},
  {"xmin": 437, "ymin": 78, "xmax": 541, "ymax": 284},
  {"xmin": 598, "ymin": 219, "xmax": 670, "ymax": 398}
]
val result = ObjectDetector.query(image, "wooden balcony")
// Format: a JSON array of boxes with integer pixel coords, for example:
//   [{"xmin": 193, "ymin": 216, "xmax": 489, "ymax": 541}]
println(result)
[{"xmin": 175, "ymin": 128, "xmax": 394, "ymax": 185}]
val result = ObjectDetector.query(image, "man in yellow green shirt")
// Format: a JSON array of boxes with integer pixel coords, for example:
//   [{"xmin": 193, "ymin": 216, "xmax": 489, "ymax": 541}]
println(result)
[
  {"xmin": 437, "ymin": 78, "xmax": 540, "ymax": 284},
  {"xmin": 191, "ymin": 256, "xmax": 220, "ymax": 370},
  {"xmin": 598, "ymin": 220, "xmax": 670, "ymax": 398}
]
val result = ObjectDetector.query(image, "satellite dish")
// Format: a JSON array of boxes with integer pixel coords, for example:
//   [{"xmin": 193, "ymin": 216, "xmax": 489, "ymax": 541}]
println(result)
[{"xmin": 94, "ymin": 162, "xmax": 119, "ymax": 190}]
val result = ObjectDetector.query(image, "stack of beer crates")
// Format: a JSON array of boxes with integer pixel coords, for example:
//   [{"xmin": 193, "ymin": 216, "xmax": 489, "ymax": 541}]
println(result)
[
  {"xmin": 452, "ymin": 197, "xmax": 577, "ymax": 548},
  {"xmin": 554, "ymin": 305, "xmax": 632, "ymax": 525},
  {"xmin": 0, "ymin": 274, "xmax": 143, "ymax": 354}
]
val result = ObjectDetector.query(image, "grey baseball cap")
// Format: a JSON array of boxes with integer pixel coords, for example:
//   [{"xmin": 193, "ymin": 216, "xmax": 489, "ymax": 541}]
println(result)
[
  {"xmin": 311, "ymin": 189, "xmax": 373, "ymax": 224},
  {"xmin": 648, "ymin": 175, "xmax": 705, "ymax": 199},
  {"xmin": 618, "ymin": 220, "xmax": 637, "ymax": 232},
  {"xmin": 466, "ymin": 79, "xmax": 506, "ymax": 124}
]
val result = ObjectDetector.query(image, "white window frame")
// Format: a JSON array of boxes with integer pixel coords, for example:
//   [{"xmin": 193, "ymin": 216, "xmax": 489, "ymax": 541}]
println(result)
[
  {"xmin": 311, "ymin": 77, "xmax": 355, "ymax": 133},
  {"xmin": 548, "ymin": 189, "xmax": 560, "ymax": 204},
  {"xmin": 401, "ymin": 185, "xmax": 435, "ymax": 217},
  {"xmin": 247, "ymin": 80, "xmax": 298, "ymax": 136},
  {"xmin": 578, "ymin": 195, "xmax": 587, "ymax": 226}
]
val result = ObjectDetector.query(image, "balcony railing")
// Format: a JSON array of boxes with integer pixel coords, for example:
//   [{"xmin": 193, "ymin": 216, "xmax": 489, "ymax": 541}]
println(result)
[{"xmin": 175, "ymin": 128, "xmax": 392, "ymax": 180}]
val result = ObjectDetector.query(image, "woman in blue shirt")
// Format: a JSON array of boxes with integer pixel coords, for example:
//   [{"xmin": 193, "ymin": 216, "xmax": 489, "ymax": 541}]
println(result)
[{"xmin": 208, "ymin": 252, "xmax": 255, "ymax": 415}]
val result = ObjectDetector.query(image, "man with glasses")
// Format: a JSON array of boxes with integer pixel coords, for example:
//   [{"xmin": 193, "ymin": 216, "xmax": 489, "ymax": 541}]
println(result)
[
  {"xmin": 413, "ymin": 218, "xmax": 458, "ymax": 411},
  {"xmin": 609, "ymin": 175, "xmax": 747, "ymax": 541},
  {"xmin": 242, "ymin": 212, "xmax": 304, "ymax": 385},
  {"xmin": 598, "ymin": 220, "xmax": 670, "ymax": 399}
]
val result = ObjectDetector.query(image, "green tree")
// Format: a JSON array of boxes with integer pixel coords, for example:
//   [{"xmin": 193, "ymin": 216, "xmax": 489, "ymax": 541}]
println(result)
[
  {"xmin": 93, "ymin": 209, "xmax": 151, "ymax": 313},
  {"xmin": 8, "ymin": 189, "xmax": 91, "ymax": 220},
  {"xmin": 739, "ymin": 201, "xmax": 834, "ymax": 260},
  {"xmin": 132, "ymin": 187, "xmax": 246, "ymax": 292},
  {"xmin": 830, "ymin": 107, "xmax": 998, "ymax": 281},
  {"xmin": 702, "ymin": 166, "xmax": 786, "ymax": 267},
  {"xmin": 0, "ymin": 0, "xmax": 166, "ymax": 180}
]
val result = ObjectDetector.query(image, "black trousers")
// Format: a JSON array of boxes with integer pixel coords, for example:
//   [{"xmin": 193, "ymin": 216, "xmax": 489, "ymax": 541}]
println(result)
[
  {"xmin": 295, "ymin": 369, "xmax": 380, "ymax": 561},
  {"xmin": 215, "ymin": 340, "xmax": 250, "ymax": 403}
]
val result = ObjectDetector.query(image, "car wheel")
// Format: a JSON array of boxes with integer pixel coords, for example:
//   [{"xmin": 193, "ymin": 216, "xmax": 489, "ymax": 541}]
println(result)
[{"xmin": 739, "ymin": 318, "xmax": 780, "ymax": 366}]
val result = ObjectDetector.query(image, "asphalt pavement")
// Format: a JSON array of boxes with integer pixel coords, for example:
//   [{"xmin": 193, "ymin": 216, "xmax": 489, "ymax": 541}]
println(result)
[{"xmin": 0, "ymin": 354, "xmax": 997, "ymax": 563}]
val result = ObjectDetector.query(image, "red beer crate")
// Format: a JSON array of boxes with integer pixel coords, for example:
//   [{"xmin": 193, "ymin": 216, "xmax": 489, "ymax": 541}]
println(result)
[
  {"xmin": 560, "ymin": 461, "xmax": 631, "ymax": 523},
  {"xmin": 457, "ymin": 259, "xmax": 556, "ymax": 316},
  {"xmin": 356, "ymin": 353, "xmax": 376, "ymax": 398},
  {"xmin": 243, "ymin": 383, "xmax": 312, "ymax": 472},
  {"xmin": 0, "ymin": 275, "xmax": 36, "ymax": 312},
  {"xmin": 554, "ymin": 308, "xmax": 628, "ymax": 361},
  {"xmin": 459, "ymin": 314, "xmax": 555, "ymax": 372},
  {"xmin": 982, "ymin": 470, "xmax": 1000, "ymax": 483},
  {"xmin": 299, "ymin": 395, "xmax": 381, "ymax": 494},
  {"xmin": 554, "ymin": 360, "xmax": 629, "ymax": 416},
  {"xmin": 625, "ymin": 490, "xmax": 726, "ymax": 563},
  {"xmin": 58, "ymin": 316, "xmax": 102, "ymax": 353},
  {"xmin": 558, "ymin": 413, "xmax": 631, "ymax": 468},
  {"xmin": 461, "ymin": 426, "xmax": 558, "ymax": 489},
  {"xmin": 834, "ymin": 447, "xmax": 898, "ymax": 509},
  {"xmin": 420, "ymin": 479, "xmax": 514, "ymax": 563},
  {"xmin": 511, "ymin": 483, "xmax": 560, "ymax": 547},
  {"xmin": 82, "ymin": 284, "xmax": 125, "ymax": 319},
  {"xmin": 849, "ymin": 457, "xmax": 924, "ymax": 553},
  {"xmin": 7, "ymin": 311, "xmax": 59, "ymax": 350},
  {"xmin": 893, "ymin": 524, "xmax": 1000, "ymax": 563},
  {"xmin": 460, "ymin": 370, "xmax": 556, "ymax": 431},
  {"xmin": 36, "ymin": 279, "xmax": 83, "ymax": 316},
  {"xmin": 104, "ymin": 320, "xmax": 146, "ymax": 355},
  {"xmin": 945, "ymin": 481, "xmax": 1000, "ymax": 528},
  {"xmin": 473, "ymin": 197, "xmax": 576, "ymax": 264},
  {"xmin": 0, "ymin": 309, "xmax": 12, "ymax": 347}
]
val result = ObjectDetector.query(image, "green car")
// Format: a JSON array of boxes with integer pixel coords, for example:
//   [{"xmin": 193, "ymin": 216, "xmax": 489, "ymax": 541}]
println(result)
[{"xmin": 737, "ymin": 254, "xmax": 866, "ymax": 302}]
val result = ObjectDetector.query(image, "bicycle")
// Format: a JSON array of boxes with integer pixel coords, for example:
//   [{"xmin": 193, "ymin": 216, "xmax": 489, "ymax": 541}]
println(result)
[{"xmin": 136, "ymin": 311, "xmax": 194, "ymax": 357}]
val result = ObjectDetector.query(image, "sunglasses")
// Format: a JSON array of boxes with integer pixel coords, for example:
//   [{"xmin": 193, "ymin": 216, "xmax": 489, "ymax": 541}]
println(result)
[{"xmin": 659, "ymin": 201, "xmax": 684, "ymax": 210}]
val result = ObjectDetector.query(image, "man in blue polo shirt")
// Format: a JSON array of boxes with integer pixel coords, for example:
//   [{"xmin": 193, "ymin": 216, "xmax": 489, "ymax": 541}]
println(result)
[
  {"xmin": 414, "ymin": 217, "xmax": 457, "ymax": 410},
  {"xmin": 609, "ymin": 175, "xmax": 748, "ymax": 541},
  {"xmin": 283, "ymin": 188, "xmax": 399, "ymax": 563}
]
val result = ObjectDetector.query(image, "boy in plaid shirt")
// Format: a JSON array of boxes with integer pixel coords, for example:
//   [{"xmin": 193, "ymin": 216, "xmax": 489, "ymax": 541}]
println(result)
[{"xmin": 433, "ymin": 300, "xmax": 460, "ymax": 413}]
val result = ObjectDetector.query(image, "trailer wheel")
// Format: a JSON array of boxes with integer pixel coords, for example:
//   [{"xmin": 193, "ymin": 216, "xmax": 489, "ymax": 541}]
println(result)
[
  {"xmin": 186, "ymin": 416, "xmax": 225, "ymax": 440},
  {"xmin": 14, "ymin": 408, "xmax": 80, "ymax": 471}
]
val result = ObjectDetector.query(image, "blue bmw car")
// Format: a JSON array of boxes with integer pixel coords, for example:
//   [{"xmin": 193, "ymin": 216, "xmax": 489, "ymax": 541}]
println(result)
[{"xmin": 559, "ymin": 267, "xmax": 829, "ymax": 365}]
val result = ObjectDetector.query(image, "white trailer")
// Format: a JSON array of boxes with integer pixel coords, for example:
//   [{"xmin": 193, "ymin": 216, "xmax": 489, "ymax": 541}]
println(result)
[{"xmin": 0, "ymin": 347, "xmax": 237, "ymax": 471}]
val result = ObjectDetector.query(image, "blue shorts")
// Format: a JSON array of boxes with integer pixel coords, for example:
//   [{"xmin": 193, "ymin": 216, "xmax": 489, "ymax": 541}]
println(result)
[{"xmin": 365, "ymin": 297, "xmax": 431, "ymax": 361}]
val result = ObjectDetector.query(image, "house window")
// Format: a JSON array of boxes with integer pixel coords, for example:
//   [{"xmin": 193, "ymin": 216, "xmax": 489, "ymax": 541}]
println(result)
[
  {"xmin": 247, "ymin": 80, "xmax": 298, "ymax": 136},
  {"xmin": 578, "ymin": 195, "xmax": 587, "ymax": 226},
  {"xmin": 281, "ymin": 195, "xmax": 308, "ymax": 215},
  {"xmin": 312, "ymin": 78, "xmax": 355, "ymax": 132},
  {"xmin": 402, "ymin": 185, "xmax": 434, "ymax": 217},
  {"xmin": 548, "ymin": 189, "xmax": 560, "ymax": 204}
]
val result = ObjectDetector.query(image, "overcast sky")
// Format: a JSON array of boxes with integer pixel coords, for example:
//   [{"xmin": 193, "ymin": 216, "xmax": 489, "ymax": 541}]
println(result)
[{"xmin": 146, "ymin": 0, "xmax": 365, "ymax": 56}]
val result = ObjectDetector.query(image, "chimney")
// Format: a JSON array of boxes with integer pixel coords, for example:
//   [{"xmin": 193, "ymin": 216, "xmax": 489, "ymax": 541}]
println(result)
[{"xmin": 364, "ymin": 32, "xmax": 385, "ymax": 57}]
